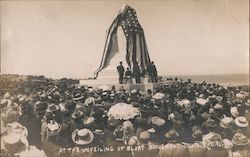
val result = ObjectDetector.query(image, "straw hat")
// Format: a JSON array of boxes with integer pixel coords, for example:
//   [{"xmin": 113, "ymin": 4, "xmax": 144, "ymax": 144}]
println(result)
[
  {"xmin": 85, "ymin": 97, "xmax": 95, "ymax": 106},
  {"xmin": 128, "ymin": 136, "xmax": 139, "ymax": 146},
  {"xmin": 196, "ymin": 98, "xmax": 207, "ymax": 105},
  {"xmin": 230, "ymin": 106, "xmax": 239, "ymax": 117},
  {"xmin": 192, "ymin": 126, "xmax": 203, "ymax": 139},
  {"xmin": 2, "ymin": 132, "xmax": 29, "ymax": 154},
  {"xmin": 123, "ymin": 120, "xmax": 133, "ymax": 130},
  {"xmin": 72, "ymin": 128, "xmax": 94, "ymax": 145},
  {"xmin": 139, "ymin": 131, "xmax": 150, "ymax": 141},
  {"xmin": 46, "ymin": 104, "xmax": 60, "ymax": 113},
  {"xmin": 232, "ymin": 133, "xmax": 250, "ymax": 146},
  {"xmin": 83, "ymin": 116, "xmax": 95, "ymax": 127},
  {"xmin": 214, "ymin": 103, "xmax": 223, "ymax": 110},
  {"xmin": 216, "ymin": 96, "xmax": 223, "ymax": 103},
  {"xmin": 71, "ymin": 110, "xmax": 84, "ymax": 119},
  {"xmin": 220, "ymin": 117, "xmax": 234, "ymax": 129},
  {"xmin": 235, "ymin": 116, "xmax": 249, "ymax": 127},
  {"xmin": 73, "ymin": 95, "xmax": 84, "ymax": 101},
  {"xmin": 205, "ymin": 119, "xmax": 217, "ymax": 129},
  {"xmin": 223, "ymin": 139, "xmax": 233, "ymax": 150},
  {"xmin": 47, "ymin": 121, "xmax": 61, "ymax": 136},
  {"xmin": 6, "ymin": 122, "xmax": 28, "ymax": 137},
  {"xmin": 165, "ymin": 129, "xmax": 179, "ymax": 140},
  {"xmin": 93, "ymin": 129, "xmax": 105, "ymax": 135},
  {"xmin": 151, "ymin": 116, "xmax": 166, "ymax": 127}
]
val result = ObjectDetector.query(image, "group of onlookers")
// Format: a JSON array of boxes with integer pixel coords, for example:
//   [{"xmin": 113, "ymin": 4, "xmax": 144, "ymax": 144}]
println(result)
[{"xmin": 0, "ymin": 75, "xmax": 249, "ymax": 157}]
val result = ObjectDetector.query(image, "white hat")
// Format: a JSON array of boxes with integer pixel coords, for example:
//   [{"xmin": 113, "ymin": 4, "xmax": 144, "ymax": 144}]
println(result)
[
  {"xmin": 214, "ymin": 103, "xmax": 223, "ymax": 110},
  {"xmin": 7, "ymin": 122, "xmax": 28, "ymax": 137},
  {"xmin": 128, "ymin": 136, "xmax": 139, "ymax": 146},
  {"xmin": 72, "ymin": 129, "xmax": 94, "ymax": 145},
  {"xmin": 2, "ymin": 132, "xmax": 29, "ymax": 154},
  {"xmin": 131, "ymin": 89, "xmax": 137, "ymax": 94},
  {"xmin": 85, "ymin": 97, "xmax": 95, "ymax": 106},
  {"xmin": 196, "ymin": 98, "xmax": 207, "ymax": 105},
  {"xmin": 220, "ymin": 117, "xmax": 233, "ymax": 129},
  {"xmin": 230, "ymin": 106, "xmax": 239, "ymax": 117},
  {"xmin": 232, "ymin": 133, "xmax": 250, "ymax": 146},
  {"xmin": 235, "ymin": 116, "xmax": 249, "ymax": 127},
  {"xmin": 223, "ymin": 139, "xmax": 233, "ymax": 150},
  {"xmin": 151, "ymin": 116, "xmax": 165, "ymax": 126},
  {"xmin": 47, "ymin": 121, "xmax": 61, "ymax": 136}
]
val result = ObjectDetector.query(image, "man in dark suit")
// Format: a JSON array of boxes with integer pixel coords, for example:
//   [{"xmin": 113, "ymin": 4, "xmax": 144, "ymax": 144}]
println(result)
[{"xmin": 117, "ymin": 61, "xmax": 125, "ymax": 84}]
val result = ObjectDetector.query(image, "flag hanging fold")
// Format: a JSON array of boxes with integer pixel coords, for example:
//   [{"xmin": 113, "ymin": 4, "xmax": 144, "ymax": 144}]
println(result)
[{"xmin": 94, "ymin": 5, "xmax": 151, "ymax": 78}]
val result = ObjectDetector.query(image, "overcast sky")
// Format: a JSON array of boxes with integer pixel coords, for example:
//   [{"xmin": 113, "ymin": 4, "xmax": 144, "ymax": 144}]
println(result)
[{"xmin": 1, "ymin": 0, "xmax": 249, "ymax": 79}]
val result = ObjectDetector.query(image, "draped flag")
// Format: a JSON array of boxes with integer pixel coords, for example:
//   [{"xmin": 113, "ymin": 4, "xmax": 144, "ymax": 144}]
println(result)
[{"xmin": 94, "ymin": 5, "xmax": 151, "ymax": 78}]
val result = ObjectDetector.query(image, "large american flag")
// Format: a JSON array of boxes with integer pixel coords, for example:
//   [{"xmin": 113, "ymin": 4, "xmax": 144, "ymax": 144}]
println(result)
[{"xmin": 94, "ymin": 5, "xmax": 151, "ymax": 78}]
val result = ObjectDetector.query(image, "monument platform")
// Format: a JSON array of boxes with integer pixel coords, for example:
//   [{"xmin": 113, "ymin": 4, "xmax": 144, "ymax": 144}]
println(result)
[{"xmin": 79, "ymin": 78, "xmax": 175, "ymax": 93}]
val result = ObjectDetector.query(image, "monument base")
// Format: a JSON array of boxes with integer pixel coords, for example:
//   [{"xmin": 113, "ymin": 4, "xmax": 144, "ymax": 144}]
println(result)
[{"xmin": 79, "ymin": 77, "xmax": 175, "ymax": 93}]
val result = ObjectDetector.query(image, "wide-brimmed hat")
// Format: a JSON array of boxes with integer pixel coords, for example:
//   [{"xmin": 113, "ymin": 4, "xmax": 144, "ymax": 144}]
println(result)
[
  {"xmin": 230, "ymin": 106, "xmax": 239, "ymax": 117},
  {"xmin": 93, "ymin": 129, "xmax": 105, "ymax": 135},
  {"xmin": 204, "ymin": 119, "xmax": 217, "ymax": 129},
  {"xmin": 46, "ymin": 104, "xmax": 60, "ymax": 113},
  {"xmin": 71, "ymin": 110, "xmax": 84, "ymax": 119},
  {"xmin": 152, "ymin": 93, "xmax": 165, "ymax": 100},
  {"xmin": 223, "ymin": 139, "xmax": 233, "ymax": 150},
  {"xmin": 85, "ymin": 97, "xmax": 95, "ymax": 106},
  {"xmin": 128, "ymin": 136, "xmax": 139, "ymax": 146},
  {"xmin": 47, "ymin": 121, "xmax": 61, "ymax": 136},
  {"xmin": 139, "ymin": 131, "xmax": 150, "ymax": 141},
  {"xmin": 232, "ymin": 133, "xmax": 250, "ymax": 146},
  {"xmin": 1, "ymin": 132, "xmax": 29, "ymax": 154},
  {"xmin": 220, "ymin": 117, "xmax": 234, "ymax": 128},
  {"xmin": 192, "ymin": 125, "xmax": 203, "ymax": 139},
  {"xmin": 151, "ymin": 116, "xmax": 165, "ymax": 126},
  {"xmin": 235, "ymin": 116, "xmax": 249, "ymax": 127},
  {"xmin": 214, "ymin": 103, "xmax": 223, "ymax": 110},
  {"xmin": 83, "ymin": 116, "xmax": 95, "ymax": 127},
  {"xmin": 6, "ymin": 122, "xmax": 28, "ymax": 137},
  {"xmin": 196, "ymin": 98, "xmax": 207, "ymax": 105},
  {"xmin": 73, "ymin": 95, "xmax": 84, "ymax": 101},
  {"xmin": 123, "ymin": 120, "xmax": 133, "ymax": 130},
  {"xmin": 165, "ymin": 129, "xmax": 179, "ymax": 140},
  {"xmin": 72, "ymin": 128, "xmax": 94, "ymax": 145},
  {"xmin": 216, "ymin": 96, "xmax": 223, "ymax": 103}
]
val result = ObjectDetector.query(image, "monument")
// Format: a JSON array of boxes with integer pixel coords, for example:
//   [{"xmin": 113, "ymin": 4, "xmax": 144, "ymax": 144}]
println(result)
[
  {"xmin": 94, "ymin": 4, "xmax": 151, "ymax": 82},
  {"xmin": 80, "ymin": 5, "xmax": 168, "ymax": 91}
]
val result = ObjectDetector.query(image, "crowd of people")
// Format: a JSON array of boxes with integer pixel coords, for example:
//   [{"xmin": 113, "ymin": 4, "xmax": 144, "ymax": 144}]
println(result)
[
  {"xmin": 117, "ymin": 61, "xmax": 158, "ymax": 84},
  {"xmin": 0, "ymin": 75, "xmax": 249, "ymax": 157}
]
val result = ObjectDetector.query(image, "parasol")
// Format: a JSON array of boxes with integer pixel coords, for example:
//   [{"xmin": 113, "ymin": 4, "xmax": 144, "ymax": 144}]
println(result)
[{"xmin": 107, "ymin": 103, "xmax": 140, "ymax": 120}]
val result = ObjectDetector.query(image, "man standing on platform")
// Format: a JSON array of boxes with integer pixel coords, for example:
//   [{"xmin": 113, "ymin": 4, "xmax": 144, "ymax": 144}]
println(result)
[
  {"xmin": 117, "ymin": 61, "xmax": 125, "ymax": 84},
  {"xmin": 151, "ymin": 61, "xmax": 158, "ymax": 82},
  {"xmin": 133, "ymin": 62, "xmax": 141, "ymax": 83},
  {"xmin": 125, "ymin": 67, "xmax": 132, "ymax": 84}
]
